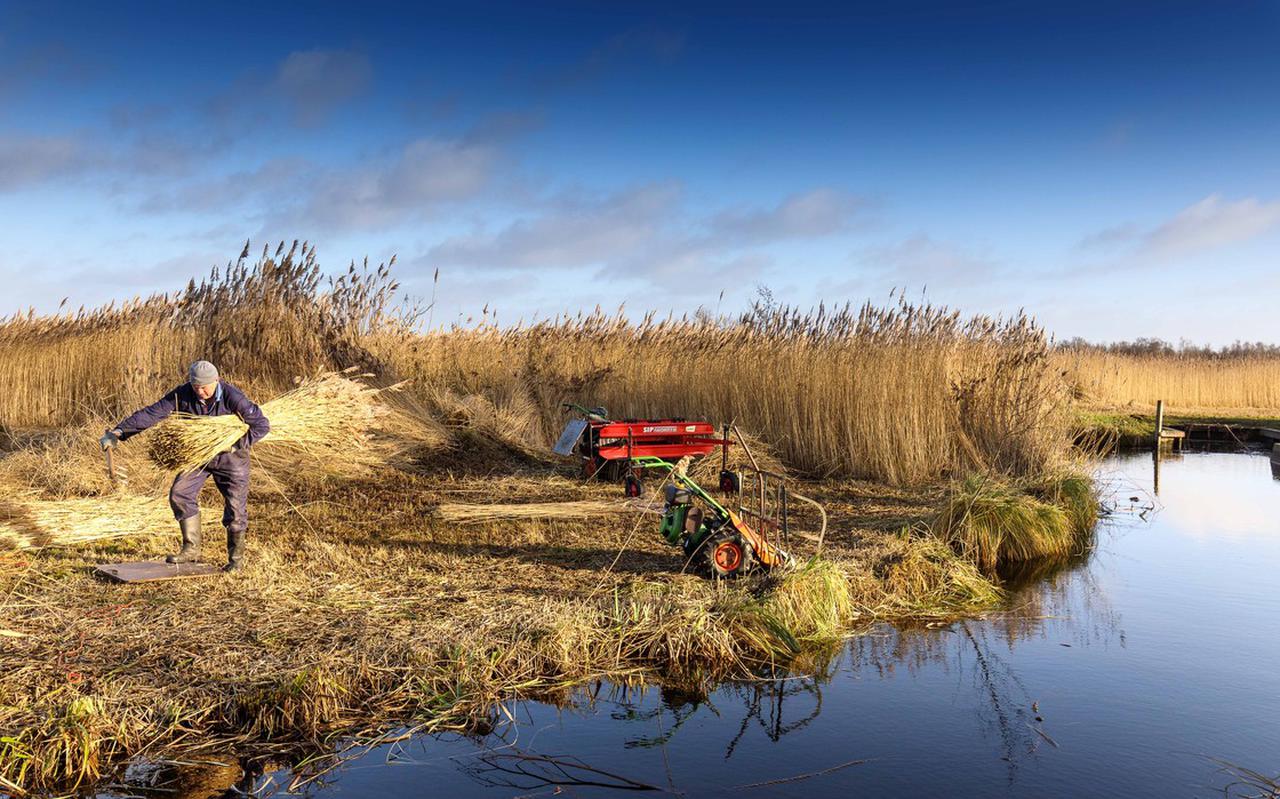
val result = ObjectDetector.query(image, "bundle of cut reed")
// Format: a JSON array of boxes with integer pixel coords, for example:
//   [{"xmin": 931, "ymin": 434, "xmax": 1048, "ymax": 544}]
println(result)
[
  {"xmin": 0, "ymin": 494, "xmax": 181, "ymax": 550},
  {"xmin": 434, "ymin": 499, "xmax": 635, "ymax": 524},
  {"xmin": 147, "ymin": 372, "xmax": 397, "ymax": 473}
]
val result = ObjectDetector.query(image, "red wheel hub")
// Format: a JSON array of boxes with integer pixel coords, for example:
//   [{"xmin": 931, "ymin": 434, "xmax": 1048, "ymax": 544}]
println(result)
[{"xmin": 713, "ymin": 540, "xmax": 744, "ymax": 573}]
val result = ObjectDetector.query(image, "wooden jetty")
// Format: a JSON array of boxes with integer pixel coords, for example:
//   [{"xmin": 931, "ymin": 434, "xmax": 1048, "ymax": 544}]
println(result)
[{"xmin": 1158, "ymin": 427, "xmax": 1186, "ymax": 450}]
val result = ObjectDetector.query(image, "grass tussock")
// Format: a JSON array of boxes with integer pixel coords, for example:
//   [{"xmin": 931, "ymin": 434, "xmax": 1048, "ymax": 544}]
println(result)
[
  {"xmin": 866, "ymin": 532, "xmax": 1004, "ymax": 613},
  {"xmin": 1032, "ymin": 471, "xmax": 1099, "ymax": 535},
  {"xmin": 932, "ymin": 473, "xmax": 1097, "ymax": 571}
]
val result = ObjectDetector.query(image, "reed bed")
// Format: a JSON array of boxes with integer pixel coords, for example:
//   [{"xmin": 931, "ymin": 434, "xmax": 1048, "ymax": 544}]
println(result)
[
  {"xmin": 1059, "ymin": 349, "xmax": 1280, "ymax": 411},
  {"xmin": 374, "ymin": 299, "xmax": 1072, "ymax": 485},
  {"xmin": 0, "ymin": 243, "xmax": 1075, "ymax": 485},
  {"xmin": 0, "ymin": 241, "xmax": 398, "ymax": 430},
  {"xmin": 0, "ymin": 243, "xmax": 1101, "ymax": 793}
]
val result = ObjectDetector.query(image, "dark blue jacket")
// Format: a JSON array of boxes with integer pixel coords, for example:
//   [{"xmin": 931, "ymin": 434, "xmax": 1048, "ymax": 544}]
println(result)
[{"xmin": 115, "ymin": 382, "xmax": 271, "ymax": 451}]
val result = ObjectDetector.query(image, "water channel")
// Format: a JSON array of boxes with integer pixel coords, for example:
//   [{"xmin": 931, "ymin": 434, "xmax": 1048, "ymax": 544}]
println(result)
[{"xmin": 112, "ymin": 450, "xmax": 1280, "ymax": 797}]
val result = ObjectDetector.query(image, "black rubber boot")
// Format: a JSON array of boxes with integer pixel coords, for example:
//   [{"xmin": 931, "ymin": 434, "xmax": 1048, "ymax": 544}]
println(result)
[
  {"xmin": 223, "ymin": 528, "xmax": 245, "ymax": 573},
  {"xmin": 166, "ymin": 516, "xmax": 202, "ymax": 563}
]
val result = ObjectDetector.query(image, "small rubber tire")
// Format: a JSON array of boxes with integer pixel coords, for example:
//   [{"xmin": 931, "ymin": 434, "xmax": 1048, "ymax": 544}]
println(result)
[
  {"xmin": 704, "ymin": 529, "xmax": 754, "ymax": 578},
  {"xmin": 623, "ymin": 474, "xmax": 643, "ymax": 498},
  {"xmin": 719, "ymin": 470, "xmax": 741, "ymax": 494}
]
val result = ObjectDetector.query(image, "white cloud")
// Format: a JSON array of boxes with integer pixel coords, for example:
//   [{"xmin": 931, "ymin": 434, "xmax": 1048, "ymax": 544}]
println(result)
[
  {"xmin": 710, "ymin": 188, "xmax": 865, "ymax": 243},
  {"xmin": 1079, "ymin": 194, "xmax": 1280, "ymax": 257},
  {"xmin": 427, "ymin": 182, "xmax": 680, "ymax": 269},
  {"xmin": 272, "ymin": 49, "xmax": 372, "ymax": 127},
  {"xmin": 138, "ymin": 157, "xmax": 308, "ymax": 213},
  {"xmin": 424, "ymin": 182, "xmax": 862, "ymax": 282},
  {"xmin": 1144, "ymin": 194, "xmax": 1280, "ymax": 255},
  {"xmin": 1077, "ymin": 223, "xmax": 1139, "ymax": 250},
  {"xmin": 861, "ymin": 234, "xmax": 1000, "ymax": 288},
  {"xmin": 0, "ymin": 134, "xmax": 87, "ymax": 189},
  {"xmin": 278, "ymin": 137, "xmax": 500, "ymax": 232}
]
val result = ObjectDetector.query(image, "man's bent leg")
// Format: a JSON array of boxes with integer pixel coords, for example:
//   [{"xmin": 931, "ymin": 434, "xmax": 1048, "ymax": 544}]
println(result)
[
  {"xmin": 210, "ymin": 453, "xmax": 250, "ymax": 572},
  {"xmin": 166, "ymin": 469, "xmax": 209, "ymax": 563}
]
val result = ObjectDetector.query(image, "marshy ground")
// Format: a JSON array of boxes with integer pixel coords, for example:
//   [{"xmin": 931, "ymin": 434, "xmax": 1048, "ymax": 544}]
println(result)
[{"xmin": 0, "ymin": 457, "xmax": 999, "ymax": 794}]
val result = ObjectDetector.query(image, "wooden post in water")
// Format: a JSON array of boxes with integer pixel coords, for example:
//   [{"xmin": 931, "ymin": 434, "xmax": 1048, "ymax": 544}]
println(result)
[{"xmin": 1154, "ymin": 400, "xmax": 1165, "ymax": 450}]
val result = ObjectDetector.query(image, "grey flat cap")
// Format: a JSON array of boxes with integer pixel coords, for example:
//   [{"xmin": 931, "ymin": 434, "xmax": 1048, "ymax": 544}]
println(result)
[{"xmin": 188, "ymin": 360, "xmax": 220, "ymax": 386}]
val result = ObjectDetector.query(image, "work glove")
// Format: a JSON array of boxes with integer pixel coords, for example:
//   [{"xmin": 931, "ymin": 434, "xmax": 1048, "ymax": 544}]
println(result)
[{"xmin": 99, "ymin": 429, "xmax": 121, "ymax": 450}]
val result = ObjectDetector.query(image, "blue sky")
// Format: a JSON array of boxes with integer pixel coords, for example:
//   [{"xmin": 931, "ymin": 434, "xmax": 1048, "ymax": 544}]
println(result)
[{"xmin": 2, "ymin": 1, "xmax": 1277, "ymax": 342}]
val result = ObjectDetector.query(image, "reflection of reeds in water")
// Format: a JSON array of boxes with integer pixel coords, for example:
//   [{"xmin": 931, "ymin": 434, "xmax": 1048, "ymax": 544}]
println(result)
[{"xmin": 1210, "ymin": 758, "xmax": 1280, "ymax": 799}]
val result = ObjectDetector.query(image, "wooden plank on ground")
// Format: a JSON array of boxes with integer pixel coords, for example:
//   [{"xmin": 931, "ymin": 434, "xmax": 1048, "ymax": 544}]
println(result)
[{"xmin": 94, "ymin": 561, "xmax": 223, "ymax": 583}]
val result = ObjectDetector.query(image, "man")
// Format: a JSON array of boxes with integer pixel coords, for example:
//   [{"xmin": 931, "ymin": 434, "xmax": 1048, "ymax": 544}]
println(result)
[{"xmin": 99, "ymin": 361, "xmax": 270, "ymax": 572}]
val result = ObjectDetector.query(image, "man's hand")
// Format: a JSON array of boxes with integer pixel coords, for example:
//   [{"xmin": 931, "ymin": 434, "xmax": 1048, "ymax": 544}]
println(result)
[{"xmin": 99, "ymin": 429, "xmax": 121, "ymax": 451}]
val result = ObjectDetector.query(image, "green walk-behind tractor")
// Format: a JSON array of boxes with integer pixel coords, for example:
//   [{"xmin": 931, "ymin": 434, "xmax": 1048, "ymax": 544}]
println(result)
[{"xmin": 633, "ymin": 455, "xmax": 797, "ymax": 578}]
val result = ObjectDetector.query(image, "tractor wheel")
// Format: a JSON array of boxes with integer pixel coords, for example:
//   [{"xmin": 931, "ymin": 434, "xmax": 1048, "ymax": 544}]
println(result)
[
  {"xmin": 704, "ymin": 529, "xmax": 754, "ymax": 578},
  {"xmin": 719, "ymin": 469, "xmax": 741, "ymax": 494},
  {"xmin": 623, "ymin": 474, "xmax": 643, "ymax": 498}
]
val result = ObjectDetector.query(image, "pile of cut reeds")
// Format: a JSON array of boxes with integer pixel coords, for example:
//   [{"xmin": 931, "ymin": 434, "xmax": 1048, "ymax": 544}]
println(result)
[
  {"xmin": 0, "ymin": 494, "xmax": 181, "ymax": 550},
  {"xmin": 434, "ymin": 499, "xmax": 638, "ymax": 524},
  {"xmin": 147, "ymin": 371, "xmax": 400, "ymax": 473}
]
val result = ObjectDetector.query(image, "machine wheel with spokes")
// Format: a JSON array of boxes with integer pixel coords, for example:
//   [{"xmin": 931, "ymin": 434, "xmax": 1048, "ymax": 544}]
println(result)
[{"xmin": 703, "ymin": 529, "xmax": 754, "ymax": 578}]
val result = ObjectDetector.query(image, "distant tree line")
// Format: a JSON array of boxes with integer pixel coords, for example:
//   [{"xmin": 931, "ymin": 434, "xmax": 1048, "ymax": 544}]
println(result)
[{"xmin": 1057, "ymin": 337, "xmax": 1280, "ymax": 358}]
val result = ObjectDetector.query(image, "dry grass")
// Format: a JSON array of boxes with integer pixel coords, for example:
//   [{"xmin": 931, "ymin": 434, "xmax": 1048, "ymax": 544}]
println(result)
[
  {"xmin": 0, "ymin": 494, "xmax": 180, "ymax": 550},
  {"xmin": 865, "ymin": 531, "xmax": 1004, "ymax": 612}
]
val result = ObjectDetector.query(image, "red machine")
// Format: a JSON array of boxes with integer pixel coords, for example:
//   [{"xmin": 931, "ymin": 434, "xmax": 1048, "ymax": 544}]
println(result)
[{"xmin": 555, "ymin": 404, "xmax": 734, "ymax": 496}]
